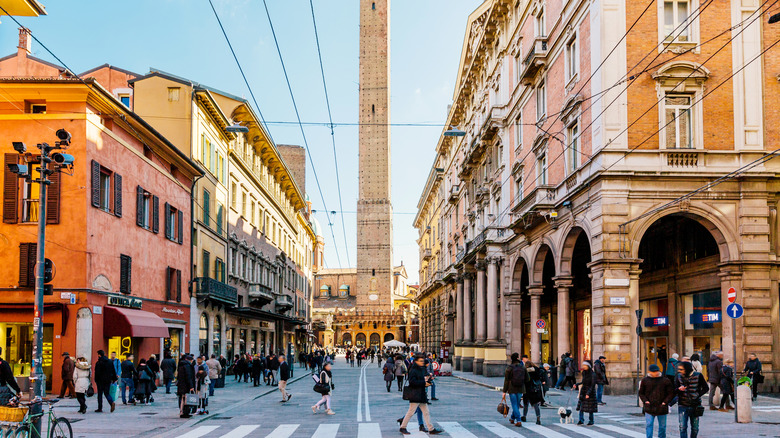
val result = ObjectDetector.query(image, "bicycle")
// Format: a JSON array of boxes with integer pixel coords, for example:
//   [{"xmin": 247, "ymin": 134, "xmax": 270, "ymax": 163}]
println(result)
[{"xmin": 1, "ymin": 399, "xmax": 72, "ymax": 438}]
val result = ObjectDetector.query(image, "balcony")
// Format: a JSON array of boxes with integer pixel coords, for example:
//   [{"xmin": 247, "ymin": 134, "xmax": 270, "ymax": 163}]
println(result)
[
  {"xmin": 194, "ymin": 277, "xmax": 238, "ymax": 307},
  {"xmin": 448, "ymin": 185, "xmax": 460, "ymax": 204},
  {"xmin": 248, "ymin": 283, "xmax": 274, "ymax": 306},
  {"xmin": 422, "ymin": 248, "xmax": 432, "ymax": 261},
  {"xmin": 275, "ymin": 294, "xmax": 294, "ymax": 312},
  {"xmin": 519, "ymin": 37, "xmax": 549, "ymax": 84}
]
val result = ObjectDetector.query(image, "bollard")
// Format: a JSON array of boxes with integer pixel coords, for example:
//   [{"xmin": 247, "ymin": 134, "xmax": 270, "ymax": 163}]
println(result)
[{"xmin": 736, "ymin": 385, "xmax": 752, "ymax": 423}]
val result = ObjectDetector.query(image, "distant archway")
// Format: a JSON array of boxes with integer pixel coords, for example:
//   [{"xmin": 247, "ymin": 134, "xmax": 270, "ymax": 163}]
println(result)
[
  {"xmin": 384, "ymin": 333, "xmax": 394, "ymax": 342},
  {"xmin": 342, "ymin": 332, "xmax": 352, "ymax": 346},
  {"xmin": 370, "ymin": 333, "xmax": 380, "ymax": 347},
  {"xmin": 356, "ymin": 332, "xmax": 367, "ymax": 346}
]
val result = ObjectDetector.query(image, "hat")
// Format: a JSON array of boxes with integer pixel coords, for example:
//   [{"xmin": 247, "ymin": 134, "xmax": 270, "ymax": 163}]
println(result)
[{"xmin": 649, "ymin": 364, "xmax": 660, "ymax": 372}]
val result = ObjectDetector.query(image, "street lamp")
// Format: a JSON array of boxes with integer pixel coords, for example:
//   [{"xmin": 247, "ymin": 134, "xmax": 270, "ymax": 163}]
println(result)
[
  {"xmin": 226, "ymin": 122, "xmax": 249, "ymax": 133},
  {"xmin": 770, "ymin": 12, "xmax": 780, "ymax": 24},
  {"xmin": 443, "ymin": 126, "xmax": 466, "ymax": 137}
]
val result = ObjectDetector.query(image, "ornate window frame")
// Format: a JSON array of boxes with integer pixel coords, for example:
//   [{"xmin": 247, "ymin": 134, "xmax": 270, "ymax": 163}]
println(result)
[{"xmin": 652, "ymin": 61, "xmax": 709, "ymax": 150}]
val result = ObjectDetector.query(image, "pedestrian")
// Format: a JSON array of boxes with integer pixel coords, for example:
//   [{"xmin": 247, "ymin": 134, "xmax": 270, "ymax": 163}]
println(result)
[
  {"xmin": 701, "ymin": 344, "xmax": 710, "ymax": 379},
  {"xmin": 134, "ymin": 358, "xmax": 155, "ymax": 404},
  {"xmin": 59, "ymin": 352, "xmax": 76, "ymax": 398},
  {"xmin": 160, "ymin": 352, "xmax": 176, "ymax": 394},
  {"xmin": 502, "ymin": 352, "xmax": 525, "ymax": 427},
  {"xmin": 383, "ymin": 356, "xmax": 396, "ymax": 392},
  {"xmin": 675, "ymin": 361, "xmax": 708, "ymax": 438},
  {"xmin": 564, "ymin": 352, "xmax": 578, "ymax": 389},
  {"xmin": 593, "ymin": 355, "xmax": 609, "ymax": 405},
  {"xmin": 120, "ymin": 354, "xmax": 137, "ymax": 405},
  {"xmin": 148, "ymin": 354, "xmax": 160, "ymax": 387},
  {"xmin": 251, "ymin": 355, "xmax": 262, "ymax": 387},
  {"xmin": 0, "ymin": 348, "xmax": 20, "ymax": 406},
  {"xmin": 278, "ymin": 355, "xmax": 292, "ymax": 402},
  {"xmin": 555, "ymin": 354, "xmax": 567, "ymax": 389},
  {"xmin": 690, "ymin": 354, "xmax": 703, "ymax": 375},
  {"xmin": 398, "ymin": 354, "xmax": 442, "ymax": 435},
  {"xmin": 540, "ymin": 363, "xmax": 551, "ymax": 406},
  {"xmin": 718, "ymin": 359, "xmax": 735, "ymax": 412},
  {"xmin": 195, "ymin": 355, "xmax": 209, "ymax": 415},
  {"xmin": 638, "ymin": 364, "xmax": 675, "ymax": 438},
  {"xmin": 244, "ymin": 353, "xmax": 253, "ymax": 383},
  {"xmin": 73, "ymin": 356, "xmax": 91, "ymax": 414},
  {"xmin": 521, "ymin": 356, "xmax": 543, "ymax": 425},
  {"xmin": 574, "ymin": 361, "xmax": 597, "ymax": 426},
  {"xmin": 707, "ymin": 351, "xmax": 723, "ymax": 410},
  {"xmin": 232, "ymin": 354, "xmax": 241, "ymax": 381},
  {"xmin": 311, "ymin": 362, "xmax": 335, "ymax": 415},
  {"xmin": 206, "ymin": 354, "xmax": 222, "ymax": 396},
  {"xmin": 657, "ymin": 345, "xmax": 668, "ymax": 374},
  {"xmin": 394, "ymin": 354, "xmax": 407, "ymax": 392},
  {"xmin": 426, "ymin": 353, "xmax": 438, "ymax": 401},
  {"xmin": 744, "ymin": 353, "xmax": 763, "ymax": 401},
  {"xmin": 268, "ymin": 354, "xmax": 279, "ymax": 386},
  {"xmin": 346, "ymin": 349, "xmax": 352, "ymax": 367},
  {"xmin": 93, "ymin": 350, "xmax": 116, "ymax": 413},
  {"xmin": 665, "ymin": 353, "xmax": 679, "ymax": 385},
  {"xmin": 177, "ymin": 355, "xmax": 196, "ymax": 418},
  {"xmin": 109, "ymin": 352, "xmax": 121, "ymax": 382}
]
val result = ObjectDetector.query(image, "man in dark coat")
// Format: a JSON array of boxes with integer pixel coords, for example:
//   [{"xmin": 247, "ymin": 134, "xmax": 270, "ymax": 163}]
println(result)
[
  {"xmin": 563, "ymin": 352, "xmax": 577, "ymax": 389},
  {"xmin": 593, "ymin": 355, "xmax": 609, "ymax": 405},
  {"xmin": 707, "ymin": 351, "xmax": 723, "ymax": 410},
  {"xmin": 59, "ymin": 352, "xmax": 76, "ymax": 398},
  {"xmin": 93, "ymin": 350, "xmax": 117, "ymax": 413},
  {"xmin": 502, "ymin": 353, "xmax": 525, "ymax": 427},
  {"xmin": 278, "ymin": 355, "xmax": 291, "ymax": 402},
  {"xmin": 120, "ymin": 354, "xmax": 137, "ymax": 405},
  {"xmin": 177, "ymin": 355, "xmax": 196, "ymax": 418},
  {"xmin": 639, "ymin": 364, "xmax": 675, "ymax": 438},
  {"xmin": 160, "ymin": 353, "xmax": 177, "ymax": 394}
]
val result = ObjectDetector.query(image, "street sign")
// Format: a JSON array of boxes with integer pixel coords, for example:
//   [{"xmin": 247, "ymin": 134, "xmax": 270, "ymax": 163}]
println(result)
[
  {"xmin": 727, "ymin": 303, "xmax": 744, "ymax": 319},
  {"xmin": 536, "ymin": 319, "xmax": 546, "ymax": 330},
  {"xmin": 727, "ymin": 287, "xmax": 736, "ymax": 303},
  {"xmin": 432, "ymin": 362, "xmax": 440, "ymax": 371}
]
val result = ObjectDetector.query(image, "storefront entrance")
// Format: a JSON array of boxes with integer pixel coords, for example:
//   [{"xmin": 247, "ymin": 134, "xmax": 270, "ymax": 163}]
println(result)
[
  {"xmin": 644, "ymin": 336, "xmax": 668, "ymax": 373},
  {"xmin": 164, "ymin": 328, "xmax": 182, "ymax": 359},
  {"xmin": 0, "ymin": 323, "xmax": 53, "ymax": 392}
]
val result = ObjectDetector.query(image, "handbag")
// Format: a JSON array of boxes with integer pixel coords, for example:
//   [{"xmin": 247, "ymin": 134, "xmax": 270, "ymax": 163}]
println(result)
[
  {"xmin": 313, "ymin": 382, "xmax": 330, "ymax": 394},
  {"xmin": 86, "ymin": 369, "xmax": 95, "ymax": 397},
  {"xmin": 692, "ymin": 405, "xmax": 705, "ymax": 417},
  {"xmin": 497, "ymin": 394, "xmax": 510, "ymax": 418},
  {"xmin": 184, "ymin": 393, "xmax": 199, "ymax": 407}
]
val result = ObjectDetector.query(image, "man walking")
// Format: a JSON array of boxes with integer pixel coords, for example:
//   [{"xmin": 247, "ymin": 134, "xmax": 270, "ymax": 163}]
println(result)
[
  {"xmin": 177, "ymin": 355, "xmax": 196, "ymax": 418},
  {"xmin": 593, "ymin": 355, "xmax": 609, "ymax": 405},
  {"xmin": 93, "ymin": 350, "xmax": 117, "ymax": 413},
  {"xmin": 120, "ymin": 354, "xmax": 137, "ymax": 405},
  {"xmin": 206, "ymin": 354, "xmax": 222, "ymax": 396},
  {"xmin": 278, "ymin": 355, "xmax": 292, "ymax": 402},
  {"xmin": 59, "ymin": 352, "xmax": 76, "ymax": 398},
  {"xmin": 639, "ymin": 364, "xmax": 674, "ymax": 438},
  {"xmin": 160, "ymin": 353, "xmax": 177, "ymax": 394},
  {"xmin": 707, "ymin": 351, "xmax": 723, "ymax": 410},
  {"xmin": 502, "ymin": 352, "xmax": 526, "ymax": 427},
  {"xmin": 676, "ymin": 361, "xmax": 708, "ymax": 438},
  {"xmin": 564, "ymin": 352, "xmax": 577, "ymax": 389},
  {"xmin": 426, "ymin": 353, "xmax": 438, "ymax": 401}
]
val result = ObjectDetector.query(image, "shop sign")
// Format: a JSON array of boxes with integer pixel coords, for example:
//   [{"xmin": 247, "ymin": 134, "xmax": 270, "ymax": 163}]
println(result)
[
  {"xmin": 260, "ymin": 321, "xmax": 272, "ymax": 329},
  {"xmin": 238, "ymin": 318, "xmax": 251, "ymax": 326},
  {"xmin": 93, "ymin": 306, "xmax": 102, "ymax": 315},
  {"xmin": 162, "ymin": 307, "xmax": 184, "ymax": 315},
  {"xmin": 689, "ymin": 312, "xmax": 721, "ymax": 324},
  {"xmin": 107, "ymin": 295, "xmax": 142, "ymax": 309},
  {"xmin": 609, "ymin": 297, "xmax": 627, "ymax": 305},
  {"xmin": 644, "ymin": 316, "xmax": 668, "ymax": 327}
]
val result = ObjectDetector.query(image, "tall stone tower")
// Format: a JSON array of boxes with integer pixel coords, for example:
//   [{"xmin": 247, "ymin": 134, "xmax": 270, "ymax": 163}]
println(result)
[{"xmin": 357, "ymin": 0, "xmax": 393, "ymax": 310}]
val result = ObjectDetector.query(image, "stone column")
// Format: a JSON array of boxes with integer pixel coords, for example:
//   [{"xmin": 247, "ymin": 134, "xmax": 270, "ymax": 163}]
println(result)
[
  {"xmin": 456, "ymin": 278, "xmax": 464, "ymax": 342},
  {"xmin": 487, "ymin": 258, "xmax": 499, "ymax": 341},
  {"xmin": 554, "ymin": 276, "xmax": 573, "ymax": 358},
  {"xmin": 475, "ymin": 261, "xmax": 487, "ymax": 342},
  {"xmin": 505, "ymin": 290, "xmax": 523, "ymax": 356},
  {"xmin": 528, "ymin": 285, "xmax": 544, "ymax": 364},
  {"xmin": 461, "ymin": 273, "xmax": 475, "ymax": 372}
]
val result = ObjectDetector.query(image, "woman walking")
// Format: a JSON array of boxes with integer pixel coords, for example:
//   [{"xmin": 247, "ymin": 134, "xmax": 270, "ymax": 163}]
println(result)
[
  {"xmin": 718, "ymin": 359, "xmax": 735, "ymax": 411},
  {"xmin": 73, "ymin": 356, "xmax": 91, "ymax": 414},
  {"xmin": 383, "ymin": 356, "xmax": 396, "ymax": 392},
  {"xmin": 398, "ymin": 354, "xmax": 442, "ymax": 435},
  {"xmin": 134, "ymin": 359, "xmax": 155, "ymax": 404},
  {"xmin": 574, "ymin": 361, "xmax": 597, "ymax": 426},
  {"xmin": 522, "ymin": 359, "xmax": 543, "ymax": 425},
  {"xmin": 311, "ymin": 362, "xmax": 335, "ymax": 415},
  {"xmin": 744, "ymin": 353, "xmax": 763, "ymax": 401},
  {"xmin": 394, "ymin": 354, "xmax": 407, "ymax": 392},
  {"xmin": 690, "ymin": 354, "xmax": 703, "ymax": 375}
]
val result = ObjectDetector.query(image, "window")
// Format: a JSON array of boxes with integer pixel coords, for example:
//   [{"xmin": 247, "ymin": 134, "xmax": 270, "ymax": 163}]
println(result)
[
  {"xmin": 536, "ymin": 82, "xmax": 546, "ymax": 121},
  {"xmin": 202, "ymin": 250, "xmax": 211, "ymax": 278},
  {"xmin": 663, "ymin": 0, "xmax": 690, "ymax": 42},
  {"xmin": 536, "ymin": 152, "xmax": 548, "ymax": 185},
  {"xmin": 91, "ymin": 161, "xmax": 121, "ymax": 218},
  {"xmin": 230, "ymin": 247, "xmax": 237, "ymax": 276},
  {"xmin": 18, "ymin": 242, "xmax": 37, "ymax": 287},
  {"xmin": 514, "ymin": 175, "xmax": 523, "ymax": 203},
  {"xmin": 250, "ymin": 198, "xmax": 256, "ymax": 226},
  {"xmin": 167, "ymin": 87, "xmax": 180, "ymax": 102},
  {"xmin": 203, "ymin": 189, "xmax": 210, "ymax": 227},
  {"xmin": 216, "ymin": 204, "xmax": 224, "ymax": 235},
  {"xmin": 320, "ymin": 285, "xmax": 330, "ymax": 298},
  {"xmin": 165, "ymin": 267, "xmax": 181, "ymax": 302},
  {"xmin": 201, "ymin": 135, "xmax": 209, "ymax": 169},
  {"xmin": 231, "ymin": 181, "xmax": 237, "ymax": 210},
  {"xmin": 215, "ymin": 258, "xmax": 225, "ymax": 282},
  {"xmin": 135, "ymin": 186, "xmax": 158, "ymax": 233},
  {"xmin": 535, "ymin": 7, "xmax": 545, "ymax": 37},
  {"xmin": 164, "ymin": 203, "xmax": 183, "ymax": 244},
  {"xmin": 515, "ymin": 117, "xmax": 523, "ymax": 152},
  {"xmin": 30, "ymin": 104, "xmax": 46, "ymax": 114},
  {"xmin": 217, "ymin": 154, "xmax": 225, "ymax": 183},
  {"xmin": 241, "ymin": 191, "xmax": 247, "ymax": 218},
  {"xmin": 567, "ymin": 121, "xmax": 580, "ymax": 173},
  {"xmin": 664, "ymin": 94, "xmax": 693, "ymax": 149},
  {"xmin": 120, "ymin": 254, "xmax": 132, "ymax": 294},
  {"xmin": 566, "ymin": 36, "xmax": 578, "ymax": 82},
  {"xmin": 119, "ymin": 95, "xmax": 131, "ymax": 108}
]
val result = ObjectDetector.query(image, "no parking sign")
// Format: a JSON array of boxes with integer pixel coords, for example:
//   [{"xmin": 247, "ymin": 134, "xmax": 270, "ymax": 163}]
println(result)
[{"xmin": 536, "ymin": 319, "xmax": 546, "ymax": 333}]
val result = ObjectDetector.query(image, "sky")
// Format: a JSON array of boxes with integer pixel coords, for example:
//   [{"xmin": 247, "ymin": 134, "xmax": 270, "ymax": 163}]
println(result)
[{"xmin": 0, "ymin": 0, "xmax": 481, "ymax": 283}]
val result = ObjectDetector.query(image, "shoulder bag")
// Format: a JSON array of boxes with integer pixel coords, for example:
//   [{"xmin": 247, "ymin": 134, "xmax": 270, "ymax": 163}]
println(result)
[
  {"xmin": 86, "ymin": 369, "xmax": 95, "ymax": 397},
  {"xmin": 496, "ymin": 394, "xmax": 510, "ymax": 417}
]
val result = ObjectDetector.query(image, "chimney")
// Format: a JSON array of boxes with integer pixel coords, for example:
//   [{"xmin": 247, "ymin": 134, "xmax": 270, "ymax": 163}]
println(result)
[{"xmin": 17, "ymin": 27, "xmax": 32, "ymax": 57}]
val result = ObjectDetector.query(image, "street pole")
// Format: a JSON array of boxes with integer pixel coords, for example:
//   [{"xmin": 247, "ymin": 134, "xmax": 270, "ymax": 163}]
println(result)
[
  {"xmin": 635, "ymin": 309, "xmax": 643, "ymax": 408},
  {"xmin": 733, "ymin": 320, "xmax": 737, "ymax": 423},
  {"xmin": 31, "ymin": 143, "xmax": 52, "ymax": 438}
]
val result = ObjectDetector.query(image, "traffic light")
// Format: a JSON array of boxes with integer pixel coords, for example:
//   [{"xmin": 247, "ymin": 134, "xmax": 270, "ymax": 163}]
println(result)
[{"xmin": 43, "ymin": 258, "xmax": 54, "ymax": 296}]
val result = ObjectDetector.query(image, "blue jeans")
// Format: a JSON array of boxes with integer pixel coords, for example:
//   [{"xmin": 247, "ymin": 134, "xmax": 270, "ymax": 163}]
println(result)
[
  {"xmin": 164, "ymin": 378, "xmax": 173, "ymax": 393},
  {"xmin": 579, "ymin": 410, "xmax": 594, "ymax": 424},
  {"xmin": 556, "ymin": 373, "xmax": 566, "ymax": 388},
  {"xmin": 430, "ymin": 379, "xmax": 436, "ymax": 399},
  {"xmin": 678, "ymin": 406, "xmax": 699, "ymax": 438},
  {"xmin": 209, "ymin": 379, "xmax": 215, "ymax": 396},
  {"xmin": 597, "ymin": 383, "xmax": 605, "ymax": 403},
  {"xmin": 120, "ymin": 377, "xmax": 134, "ymax": 404},
  {"xmin": 508, "ymin": 393, "xmax": 522, "ymax": 422},
  {"xmin": 645, "ymin": 413, "xmax": 666, "ymax": 438}
]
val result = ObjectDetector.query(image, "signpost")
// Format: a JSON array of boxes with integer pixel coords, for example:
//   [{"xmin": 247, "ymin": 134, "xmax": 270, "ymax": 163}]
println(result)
[
  {"xmin": 727, "ymin": 300, "xmax": 744, "ymax": 422},
  {"xmin": 535, "ymin": 319, "xmax": 546, "ymax": 334},
  {"xmin": 635, "ymin": 309, "xmax": 644, "ymax": 407},
  {"xmin": 727, "ymin": 287, "xmax": 737, "ymax": 303}
]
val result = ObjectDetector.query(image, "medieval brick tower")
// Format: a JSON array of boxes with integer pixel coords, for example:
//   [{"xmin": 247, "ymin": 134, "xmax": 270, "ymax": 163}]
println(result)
[{"xmin": 357, "ymin": 0, "xmax": 393, "ymax": 310}]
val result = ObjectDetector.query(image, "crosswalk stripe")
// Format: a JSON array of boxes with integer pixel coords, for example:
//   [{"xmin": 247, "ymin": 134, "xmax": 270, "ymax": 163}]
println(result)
[
  {"xmin": 477, "ymin": 421, "xmax": 526, "ymax": 437},
  {"xmin": 439, "ymin": 422, "xmax": 479, "ymax": 438},
  {"xmin": 596, "ymin": 424, "xmax": 646, "ymax": 438},
  {"xmin": 219, "ymin": 425, "xmax": 259, "ymax": 438},
  {"xmin": 619, "ymin": 420, "xmax": 646, "ymax": 424},
  {"xmin": 312, "ymin": 423, "xmax": 340, "ymax": 438},
  {"xmin": 521, "ymin": 423, "xmax": 571, "ymax": 438},
  {"xmin": 176, "ymin": 426, "xmax": 220, "ymax": 438},
  {"xmin": 265, "ymin": 424, "xmax": 299, "ymax": 438},
  {"xmin": 557, "ymin": 423, "xmax": 613, "ymax": 437},
  {"xmin": 406, "ymin": 421, "xmax": 430, "ymax": 438},
  {"xmin": 358, "ymin": 423, "xmax": 382, "ymax": 438}
]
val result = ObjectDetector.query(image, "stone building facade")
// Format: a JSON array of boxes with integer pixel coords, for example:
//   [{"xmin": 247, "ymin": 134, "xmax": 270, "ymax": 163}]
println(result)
[{"xmin": 416, "ymin": 0, "xmax": 780, "ymax": 392}]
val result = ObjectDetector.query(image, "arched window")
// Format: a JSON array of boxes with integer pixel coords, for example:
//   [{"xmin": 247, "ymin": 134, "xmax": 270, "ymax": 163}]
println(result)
[
  {"xmin": 370, "ymin": 333, "xmax": 380, "ymax": 347},
  {"xmin": 384, "ymin": 333, "xmax": 394, "ymax": 342},
  {"xmin": 356, "ymin": 333, "xmax": 367, "ymax": 346},
  {"xmin": 339, "ymin": 284, "xmax": 350, "ymax": 298},
  {"xmin": 212, "ymin": 316, "xmax": 221, "ymax": 356},
  {"xmin": 342, "ymin": 332, "xmax": 352, "ymax": 346},
  {"xmin": 319, "ymin": 285, "xmax": 331, "ymax": 298},
  {"xmin": 199, "ymin": 313, "xmax": 209, "ymax": 356}
]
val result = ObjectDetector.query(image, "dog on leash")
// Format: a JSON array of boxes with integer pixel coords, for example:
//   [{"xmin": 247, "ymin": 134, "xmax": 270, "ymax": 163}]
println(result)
[{"xmin": 558, "ymin": 406, "xmax": 574, "ymax": 424}]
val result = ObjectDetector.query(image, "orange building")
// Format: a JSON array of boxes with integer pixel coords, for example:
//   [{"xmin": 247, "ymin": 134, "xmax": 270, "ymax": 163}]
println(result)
[{"xmin": 0, "ymin": 33, "xmax": 201, "ymax": 394}]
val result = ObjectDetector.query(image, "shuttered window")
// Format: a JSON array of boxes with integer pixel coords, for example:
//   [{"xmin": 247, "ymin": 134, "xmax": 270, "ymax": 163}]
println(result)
[
  {"xmin": 165, "ymin": 267, "xmax": 182, "ymax": 302},
  {"xmin": 119, "ymin": 254, "xmax": 131, "ymax": 294},
  {"xmin": 203, "ymin": 189, "xmax": 210, "ymax": 227},
  {"xmin": 91, "ymin": 160, "xmax": 120, "ymax": 216},
  {"xmin": 164, "ymin": 203, "xmax": 184, "ymax": 244},
  {"xmin": 3, "ymin": 154, "xmax": 18, "ymax": 223},
  {"xmin": 5, "ymin": 154, "xmax": 61, "ymax": 224},
  {"xmin": 18, "ymin": 242, "xmax": 37, "ymax": 287}
]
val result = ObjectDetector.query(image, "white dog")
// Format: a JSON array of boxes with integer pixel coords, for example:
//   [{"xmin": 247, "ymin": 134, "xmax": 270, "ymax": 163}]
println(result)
[{"xmin": 558, "ymin": 406, "xmax": 574, "ymax": 424}]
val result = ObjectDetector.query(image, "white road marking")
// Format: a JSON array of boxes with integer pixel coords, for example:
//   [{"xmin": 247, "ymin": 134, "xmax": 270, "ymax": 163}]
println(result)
[
  {"xmin": 439, "ymin": 421, "xmax": 479, "ymax": 438},
  {"xmin": 176, "ymin": 426, "xmax": 219, "ymax": 438},
  {"xmin": 558, "ymin": 423, "xmax": 614, "ymax": 437},
  {"xmin": 219, "ymin": 425, "xmax": 259, "ymax": 438},
  {"xmin": 312, "ymin": 423, "xmax": 340, "ymax": 438},
  {"xmin": 596, "ymin": 424, "xmax": 647, "ymax": 438},
  {"xmin": 362, "ymin": 363, "xmax": 371, "ymax": 421},
  {"xmin": 264, "ymin": 424, "xmax": 299, "ymax": 438},
  {"xmin": 357, "ymin": 363, "xmax": 363, "ymax": 422},
  {"xmin": 358, "ymin": 423, "xmax": 382, "ymax": 438},
  {"xmin": 521, "ymin": 423, "xmax": 571, "ymax": 438},
  {"xmin": 406, "ymin": 421, "xmax": 432, "ymax": 438},
  {"xmin": 477, "ymin": 421, "xmax": 526, "ymax": 437}
]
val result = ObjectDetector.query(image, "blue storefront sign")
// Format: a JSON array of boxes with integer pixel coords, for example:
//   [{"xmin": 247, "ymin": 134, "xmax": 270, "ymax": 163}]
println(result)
[
  {"xmin": 644, "ymin": 316, "xmax": 669, "ymax": 327},
  {"xmin": 689, "ymin": 312, "xmax": 721, "ymax": 324}
]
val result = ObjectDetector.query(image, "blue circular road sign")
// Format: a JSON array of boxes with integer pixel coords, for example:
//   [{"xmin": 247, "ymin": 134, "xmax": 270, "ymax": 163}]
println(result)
[{"xmin": 726, "ymin": 303, "xmax": 744, "ymax": 319}]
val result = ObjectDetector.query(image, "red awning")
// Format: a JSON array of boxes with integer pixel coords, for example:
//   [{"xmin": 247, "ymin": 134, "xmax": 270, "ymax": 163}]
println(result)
[{"xmin": 103, "ymin": 307, "xmax": 169, "ymax": 338}]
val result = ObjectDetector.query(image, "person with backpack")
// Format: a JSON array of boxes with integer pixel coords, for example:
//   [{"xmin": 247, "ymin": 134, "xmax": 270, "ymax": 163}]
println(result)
[
  {"xmin": 574, "ymin": 361, "xmax": 597, "ymax": 426},
  {"xmin": 666, "ymin": 353, "xmax": 680, "ymax": 385},
  {"xmin": 639, "ymin": 364, "xmax": 675, "ymax": 438},
  {"xmin": 394, "ymin": 354, "xmax": 407, "ymax": 391},
  {"xmin": 502, "ymin": 353, "xmax": 525, "ymax": 427},
  {"xmin": 521, "ymin": 356, "xmax": 543, "ymax": 425},
  {"xmin": 675, "ymin": 361, "xmax": 708, "ymax": 438},
  {"xmin": 564, "ymin": 352, "xmax": 578, "ymax": 389},
  {"xmin": 311, "ymin": 362, "xmax": 335, "ymax": 415},
  {"xmin": 383, "ymin": 356, "xmax": 396, "ymax": 392},
  {"xmin": 134, "ymin": 358, "xmax": 155, "ymax": 404}
]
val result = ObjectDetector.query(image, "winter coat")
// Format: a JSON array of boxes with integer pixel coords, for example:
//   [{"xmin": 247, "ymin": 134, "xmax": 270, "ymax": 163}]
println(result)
[
  {"xmin": 593, "ymin": 360, "xmax": 608, "ymax": 385},
  {"xmin": 691, "ymin": 360, "xmax": 703, "ymax": 375},
  {"xmin": 206, "ymin": 359, "xmax": 222, "ymax": 380},
  {"xmin": 565, "ymin": 357, "xmax": 577, "ymax": 377},
  {"xmin": 61, "ymin": 357, "xmax": 75, "ymax": 380},
  {"xmin": 383, "ymin": 360, "xmax": 396, "ymax": 382},
  {"xmin": 707, "ymin": 354, "xmax": 723, "ymax": 384},
  {"xmin": 502, "ymin": 361, "xmax": 526, "ymax": 394},
  {"xmin": 405, "ymin": 363, "xmax": 429, "ymax": 404},
  {"xmin": 161, "ymin": 358, "xmax": 176, "ymax": 380},
  {"xmin": 675, "ymin": 372, "xmax": 708, "ymax": 407},
  {"xmin": 94, "ymin": 356, "xmax": 117, "ymax": 386},
  {"xmin": 318, "ymin": 370, "xmax": 333, "ymax": 395},
  {"xmin": 176, "ymin": 360, "xmax": 196, "ymax": 396},
  {"xmin": 394, "ymin": 359, "xmax": 407, "ymax": 377},
  {"xmin": 744, "ymin": 358, "xmax": 762, "ymax": 379},
  {"xmin": 120, "ymin": 359, "xmax": 136, "ymax": 379},
  {"xmin": 135, "ymin": 364, "xmax": 155, "ymax": 398},
  {"xmin": 524, "ymin": 364, "xmax": 544, "ymax": 404},
  {"xmin": 147, "ymin": 357, "xmax": 160, "ymax": 375},
  {"xmin": 73, "ymin": 361, "xmax": 91, "ymax": 394},
  {"xmin": 638, "ymin": 375, "xmax": 675, "ymax": 416},
  {"xmin": 665, "ymin": 358, "xmax": 678, "ymax": 377},
  {"xmin": 279, "ymin": 361, "xmax": 291, "ymax": 381},
  {"xmin": 576, "ymin": 368, "xmax": 598, "ymax": 414},
  {"xmin": 719, "ymin": 365, "xmax": 734, "ymax": 395}
]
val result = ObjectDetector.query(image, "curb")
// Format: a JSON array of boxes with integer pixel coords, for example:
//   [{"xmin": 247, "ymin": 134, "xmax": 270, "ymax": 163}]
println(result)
[{"xmin": 451, "ymin": 374, "xmax": 502, "ymax": 391}]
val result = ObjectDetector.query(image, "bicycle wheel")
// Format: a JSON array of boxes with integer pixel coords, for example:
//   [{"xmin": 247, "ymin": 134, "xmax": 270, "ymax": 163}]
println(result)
[
  {"xmin": 49, "ymin": 418, "xmax": 71, "ymax": 438},
  {"xmin": 10, "ymin": 425, "xmax": 30, "ymax": 438}
]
